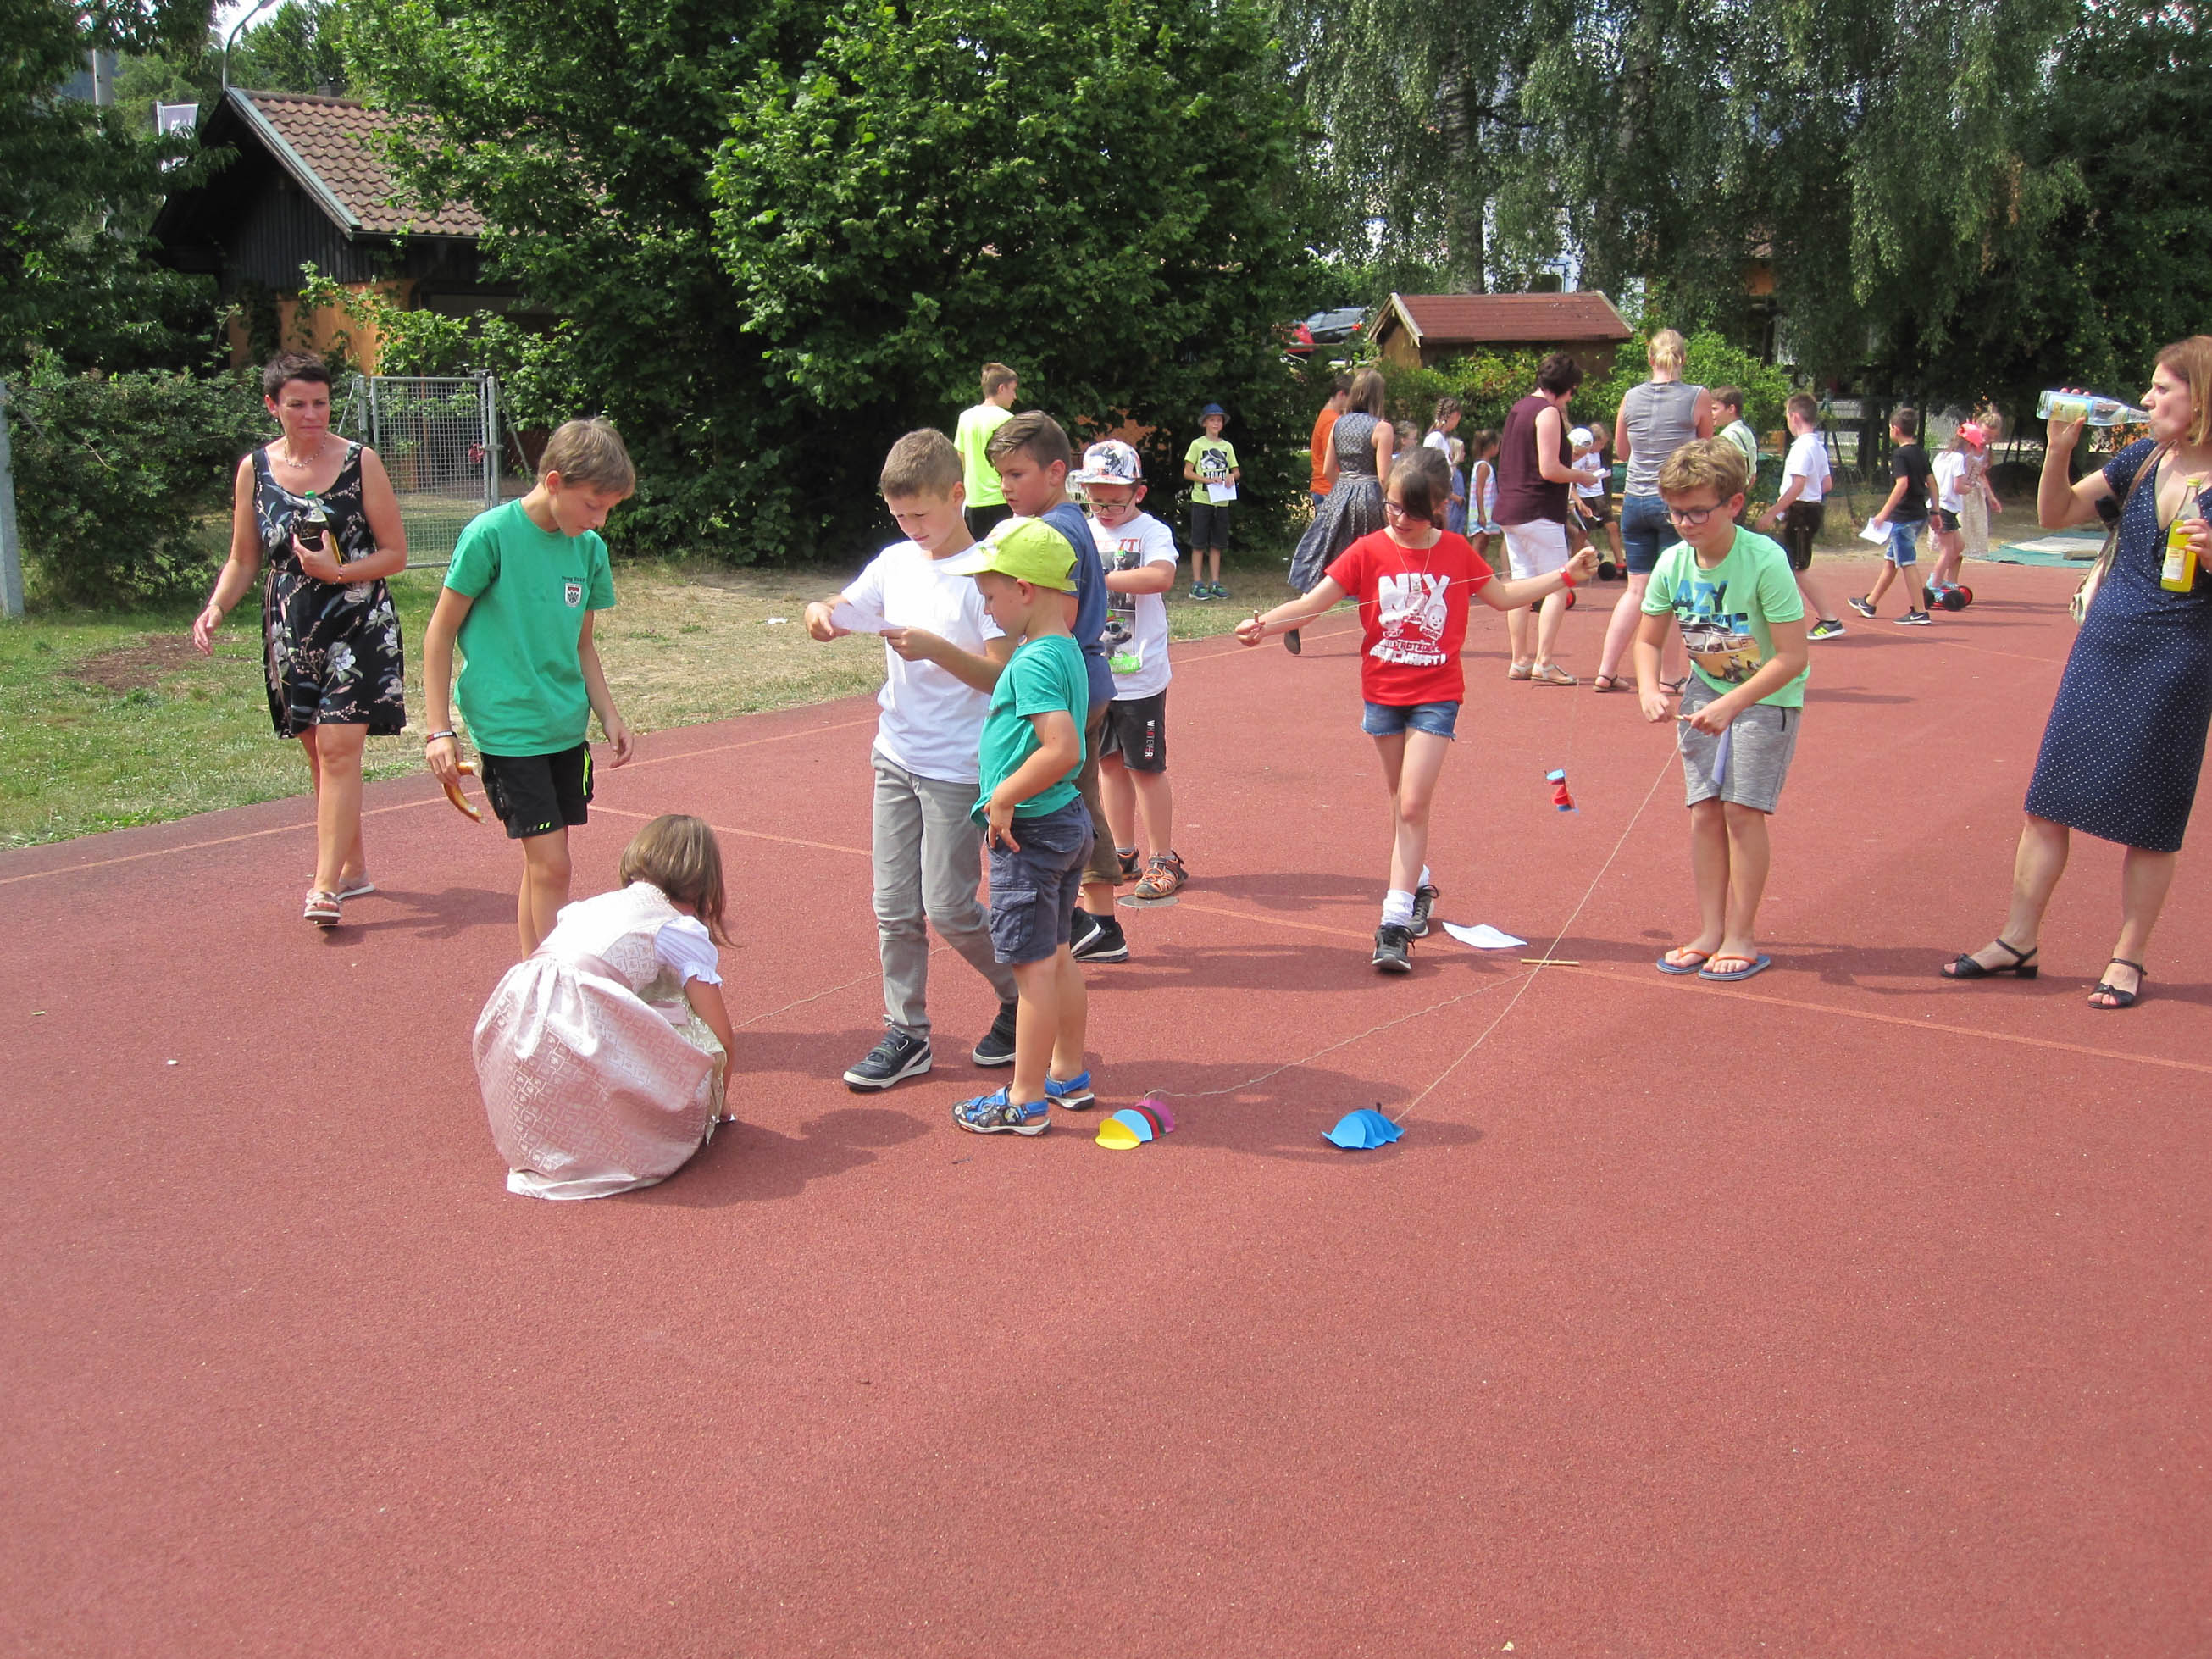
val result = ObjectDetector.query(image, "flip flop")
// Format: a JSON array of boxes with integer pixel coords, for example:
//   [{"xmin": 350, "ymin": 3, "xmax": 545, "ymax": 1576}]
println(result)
[
  {"xmin": 1655, "ymin": 950, "xmax": 1711, "ymax": 975},
  {"xmin": 1699, "ymin": 953, "xmax": 1772, "ymax": 982}
]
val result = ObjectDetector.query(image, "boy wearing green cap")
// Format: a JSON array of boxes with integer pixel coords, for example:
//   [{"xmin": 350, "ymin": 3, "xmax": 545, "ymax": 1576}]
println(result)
[{"xmin": 940, "ymin": 519, "xmax": 1097, "ymax": 1135}]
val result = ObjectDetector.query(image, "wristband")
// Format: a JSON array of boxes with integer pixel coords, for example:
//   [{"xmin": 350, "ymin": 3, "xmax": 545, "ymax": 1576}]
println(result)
[
  {"xmin": 425, "ymin": 730, "xmax": 457, "ymax": 744},
  {"xmin": 1560, "ymin": 569, "xmax": 1577, "ymax": 590}
]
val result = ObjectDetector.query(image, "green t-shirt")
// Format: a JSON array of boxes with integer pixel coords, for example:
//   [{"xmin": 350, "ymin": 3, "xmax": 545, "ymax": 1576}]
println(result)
[
  {"xmin": 1185, "ymin": 436, "xmax": 1239, "ymax": 505},
  {"xmin": 973, "ymin": 633, "xmax": 1089, "ymax": 823},
  {"xmin": 1642, "ymin": 528, "xmax": 1809, "ymax": 707},
  {"xmin": 955, "ymin": 402, "xmax": 1012, "ymax": 508},
  {"xmin": 445, "ymin": 499, "xmax": 616, "ymax": 755}
]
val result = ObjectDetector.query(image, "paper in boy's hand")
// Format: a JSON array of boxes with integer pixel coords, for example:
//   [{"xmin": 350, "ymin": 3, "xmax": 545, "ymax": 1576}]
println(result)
[
  {"xmin": 1859, "ymin": 520, "xmax": 1891, "ymax": 543},
  {"xmin": 1206, "ymin": 481, "xmax": 1238, "ymax": 504},
  {"xmin": 829, "ymin": 601, "xmax": 892, "ymax": 635},
  {"xmin": 1442, "ymin": 922, "xmax": 1526, "ymax": 950}
]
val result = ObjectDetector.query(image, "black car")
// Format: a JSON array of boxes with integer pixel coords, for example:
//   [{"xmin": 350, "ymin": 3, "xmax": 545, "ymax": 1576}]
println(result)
[{"xmin": 1303, "ymin": 306, "xmax": 1368, "ymax": 344}]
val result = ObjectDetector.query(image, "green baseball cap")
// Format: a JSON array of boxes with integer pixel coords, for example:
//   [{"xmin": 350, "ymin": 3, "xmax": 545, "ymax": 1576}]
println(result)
[{"xmin": 941, "ymin": 516, "xmax": 1078, "ymax": 592}]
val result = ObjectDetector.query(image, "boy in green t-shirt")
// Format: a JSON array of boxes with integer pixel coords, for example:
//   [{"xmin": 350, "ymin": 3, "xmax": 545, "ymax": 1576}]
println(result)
[
  {"xmin": 424, "ymin": 419, "xmax": 637, "ymax": 955},
  {"xmin": 953, "ymin": 362, "xmax": 1019, "ymax": 540},
  {"xmin": 939, "ymin": 519, "xmax": 1095, "ymax": 1135},
  {"xmin": 1181, "ymin": 402, "xmax": 1240, "ymax": 599},
  {"xmin": 1633, "ymin": 437, "xmax": 1810, "ymax": 985}
]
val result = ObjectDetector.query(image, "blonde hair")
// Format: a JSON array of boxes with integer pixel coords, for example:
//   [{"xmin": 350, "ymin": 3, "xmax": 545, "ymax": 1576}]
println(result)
[
  {"xmin": 980, "ymin": 361, "xmax": 1017, "ymax": 397},
  {"xmin": 540, "ymin": 417, "xmax": 636, "ymax": 495},
  {"xmin": 619, "ymin": 814, "xmax": 730, "ymax": 946},
  {"xmin": 879, "ymin": 429, "xmax": 963, "ymax": 497},
  {"xmin": 2154, "ymin": 335, "xmax": 2212, "ymax": 447},
  {"xmin": 1656, "ymin": 436, "xmax": 1748, "ymax": 502},
  {"xmin": 1647, "ymin": 329, "xmax": 1687, "ymax": 374}
]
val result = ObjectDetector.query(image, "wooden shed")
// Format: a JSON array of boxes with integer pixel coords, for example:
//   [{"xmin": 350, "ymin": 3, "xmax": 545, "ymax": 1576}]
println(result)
[{"xmin": 1372, "ymin": 292, "xmax": 1634, "ymax": 381}]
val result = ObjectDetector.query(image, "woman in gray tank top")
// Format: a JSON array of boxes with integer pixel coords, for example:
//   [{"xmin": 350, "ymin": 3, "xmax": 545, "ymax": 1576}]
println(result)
[{"xmin": 1594, "ymin": 329, "xmax": 1712, "ymax": 691}]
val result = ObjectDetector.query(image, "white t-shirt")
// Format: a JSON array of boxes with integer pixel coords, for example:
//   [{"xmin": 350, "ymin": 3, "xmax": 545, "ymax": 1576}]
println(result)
[
  {"xmin": 841, "ymin": 540, "xmax": 1004, "ymax": 785},
  {"xmin": 1091, "ymin": 509, "xmax": 1179, "ymax": 702},
  {"xmin": 654, "ymin": 913, "xmax": 722, "ymax": 986},
  {"xmin": 1782, "ymin": 431, "xmax": 1832, "ymax": 504},
  {"xmin": 1575, "ymin": 454, "xmax": 1605, "ymax": 499},
  {"xmin": 1423, "ymin": 430, "xmax": 1452, "ymax": 454},
  {"xmin": 1932, "ymin": 451, "xmax": 1966, "ymax": 513}
]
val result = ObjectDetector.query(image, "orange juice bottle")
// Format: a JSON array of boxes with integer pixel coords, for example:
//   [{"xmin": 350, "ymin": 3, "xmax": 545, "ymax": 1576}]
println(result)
[{"xmin": 2162, "ymin": 474, "xmax": 2206, "ymax": 593}]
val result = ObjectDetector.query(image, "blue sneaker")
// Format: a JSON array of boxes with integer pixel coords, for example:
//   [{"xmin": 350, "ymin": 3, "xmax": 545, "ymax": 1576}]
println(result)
[
  {"xmin": 952, "ymin": 1087, "xmax": 1050, "ymax": 1135},
  {"xmin": 1045, "ymin": 1069, "xmax": 1095, "ymax": 1110},
  {"xmin": 1209, "ymin": 582, "xmax": 1230, "ymax": 600}
]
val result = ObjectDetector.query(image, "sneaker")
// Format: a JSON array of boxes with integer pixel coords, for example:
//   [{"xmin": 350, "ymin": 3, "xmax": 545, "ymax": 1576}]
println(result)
[
  {"xmin": 843, "ymin": 1029, "xmax": 932, "ymax": 1090},
  {"xmin": 951, "ymin": 1087, "xmax": 1049, "ymax": 1135},
  {"xmin": 1189, "ymin": 586, "xmax": 1210, "ymax": 602},
  {"xmin": 1807, "ymin": 618, "xmax": 1847, "ymax": 641},
  {"xmin": 1045, "ymin": 1069, "xmax": 1095, "ymax": 1110},
  {"xmin": 1897, "ymin": 609, "xmax": 1932, "ymax": 625},
  {"xmin": 1133, "ymin": 852, "xmax": 1187, "ymax": 900},
  {"xmin": 970, "ymin": 1000, "xmax": 1018, "ymax": 1067},
  {"xmin": 1847, "ymin": 596, "xmax": 1877, "ymax": 619},
  {"xmin": 1372, "ymin": 923, "xmax": 1414, "ymax": 974},
  {"xmin": 1408, "ymin": 883, "xmax": 1440, "ymax": 938},
  {"xmin": 1209, "ymin": 582, "xmax": 1230, "ymax": 600},
  {"xmin": 1069, "ymin": 908, "xmax": 1129, "ymax": 963}
]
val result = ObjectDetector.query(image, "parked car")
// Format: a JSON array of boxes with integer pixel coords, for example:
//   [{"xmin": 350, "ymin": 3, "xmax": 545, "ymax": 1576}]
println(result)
[{"xmin": 1303, "ymin": 306, "xmax": 1368, "ymax": 344}]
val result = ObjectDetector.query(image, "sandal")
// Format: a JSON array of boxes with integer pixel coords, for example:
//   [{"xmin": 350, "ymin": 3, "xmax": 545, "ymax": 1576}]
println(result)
[
  {"xmin": 303, "ymin": 890, "xmax": 341, "ymax": 927},
  {"xmin": 1133, "ymin": 852, "xmax": 1188, "ymax": 901},
  {"xmin": 2088, "ymin": 959, "xmax": 2146, "ymax": 1010},
  {"xmin": 336, "ymin": 873, "xmax": 375, "ymax": 900},
  {"xmin": 1660, "ymin": 674, "xmax": 1690, "ymax": 695},
  {"xmin": 1655, "ymin": 948, "xmax": 1712, "ymax": 976},
  {"xmin": 1699, "ymin": 952, "xmax": 1772, "ymax": 982},
  {"xmin": 1591, "ymin": 674, "xmax": 1624, "ymax": 694},
  {"xmin": 1941, "ymin": 939, "xmax": 2037, "ymax": 980},
  {"xmin": 1506, "ymin": 661, "xmax": 1533, "ymax": 680},
  {"xmin": 1530, "ymin": 663, "xmax": 1578, "ymax": 686}
]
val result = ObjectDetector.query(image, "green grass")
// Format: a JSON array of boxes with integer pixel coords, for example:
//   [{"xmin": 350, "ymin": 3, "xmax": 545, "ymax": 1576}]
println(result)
[{"xmin": 0, "ymin": 544, "xmax": 1297, "ymax": 849}]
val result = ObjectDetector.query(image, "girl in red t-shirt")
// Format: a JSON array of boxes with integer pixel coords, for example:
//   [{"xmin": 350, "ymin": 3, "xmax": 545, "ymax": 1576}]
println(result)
[{"xmin": 1239, "ymin": 448, "xmax": 1598, "ymax": 971}]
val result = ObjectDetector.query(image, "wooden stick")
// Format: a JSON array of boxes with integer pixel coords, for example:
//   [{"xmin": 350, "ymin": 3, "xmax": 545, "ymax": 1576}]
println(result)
[{"xmin": 1521, "ymin": 957, "xmax": 1581, "ymax": 965}]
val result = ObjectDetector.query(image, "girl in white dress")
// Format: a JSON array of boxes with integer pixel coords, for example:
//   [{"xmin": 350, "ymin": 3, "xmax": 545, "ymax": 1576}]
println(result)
[{"xmin": 474, "ymin": 814, "xmax": 736, "ymax": 1199}]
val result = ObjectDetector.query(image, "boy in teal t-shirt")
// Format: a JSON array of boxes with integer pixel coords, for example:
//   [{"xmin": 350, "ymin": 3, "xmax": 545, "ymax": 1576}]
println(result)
[
  {"xmin": 939, "ymin": 519, "xmax": 1095, "ymax": 1137},
  {"xmin": 1633, "ymin": 438, "xmax": 1810, "ymax": 986},
  {"xmin": 1181, "ymin": 402, "xmax": 1239, "ymax": 597},
  {"xmin": 424, "ymin": 418, "xmax": 637, "ymax": 955}
]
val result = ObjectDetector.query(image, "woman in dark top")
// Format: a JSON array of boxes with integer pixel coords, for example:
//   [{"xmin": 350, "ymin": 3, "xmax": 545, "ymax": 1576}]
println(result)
[
  {"xmin": 1288, "ymin": 366, "xmax": 1394, "ymax": 652},
  {"xmin": 191, "ymin": 352, "xmax": 409, "ymax": 926},
  {"xmin": 1495, "ymin": 353, "xmax": 1603, "ymax": 684},
  {"xmin": 1943, "ymin": 336, "xmax": 2212, "ymax": 1008}
]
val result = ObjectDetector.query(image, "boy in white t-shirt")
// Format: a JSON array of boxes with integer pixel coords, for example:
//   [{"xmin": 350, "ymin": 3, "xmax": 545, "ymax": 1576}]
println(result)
[
  {"xmin": 1755, "ymin": 393, "xmax": 1846, "ymax": 640},
  {"xmin": 804, "ymin": 430, "xmax": 1019, "ymax": 1090},
  {"xmin": 1073, "ymin": 440, "xmax": 1187, "ymax": 901}
]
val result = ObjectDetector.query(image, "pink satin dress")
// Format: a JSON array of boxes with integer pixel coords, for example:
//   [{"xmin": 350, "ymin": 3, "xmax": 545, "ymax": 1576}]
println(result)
[{"xmin": 474, "ymin": 882, "xmax": 728, "ymax": 1199}]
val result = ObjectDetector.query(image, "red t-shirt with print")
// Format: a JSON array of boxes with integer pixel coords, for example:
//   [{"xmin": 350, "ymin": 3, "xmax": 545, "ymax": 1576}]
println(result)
[{"xmin": 1326, "ymin": 529, "xmax": 1494, "ymax": 706}]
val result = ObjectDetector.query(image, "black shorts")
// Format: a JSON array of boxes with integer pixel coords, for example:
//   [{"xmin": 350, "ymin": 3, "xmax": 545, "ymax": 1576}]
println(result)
[
  {"xmin": 1100, "ymin": 691, "xmax": 1168, "ymax": 774},
  {"xmin": 1781, "ymin": 501, "xmax": 1824, "ymax": 572},
  {"xmin": 1574, "ymin": 492, "xmax": 1612, "ymax": 526},
  {"xmin": 1935, "ymin": 508, "xmax": 1961, "ymax": 535},
  {"xmin": 965, "ymin": 502, "xmax": 1012, "ymax": 540},
  {"xmin": 479, "ymin": 742, "xmax": 594, "ymax": 840},
  {"xmin": 1189, "ymin": 500, "xmax": 1233, "ymax": 551}
]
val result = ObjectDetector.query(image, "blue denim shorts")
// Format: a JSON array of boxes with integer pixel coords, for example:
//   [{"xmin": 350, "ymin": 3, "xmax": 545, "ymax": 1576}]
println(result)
[
  {"xmin": 1361, "ymin": 700, "xmax": 1461, "ymax": 739},
  {"xmin": 1619, "ymin": 492, "xmax": 1674, "ymax": 575},
  {"xmin": 1885, "ymin": 519, "xmax": 1924, "ymax": 565},
  {"xmin": 984, "ymin": 798, "xmax": 1095, "ymax": 964}
]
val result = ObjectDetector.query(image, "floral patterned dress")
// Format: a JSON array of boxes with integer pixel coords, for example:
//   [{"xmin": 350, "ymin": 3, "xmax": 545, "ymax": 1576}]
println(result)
[{"xmin": 254, "ymin": 441, "xmax": 407, "ymax": 736}]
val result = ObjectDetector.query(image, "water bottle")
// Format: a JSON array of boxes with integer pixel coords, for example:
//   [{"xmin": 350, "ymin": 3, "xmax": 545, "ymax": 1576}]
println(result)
[
  {"xmin": 297, "ymin": 491, "xmax": 330, "ymax": 552},
  {"xmin": 2162, "ymin": 475, "xmax": 2206, "ymax": 593},
  {"xmin": 2037, "ymin": 390, "xmax": 2148, "ymax": 426}
]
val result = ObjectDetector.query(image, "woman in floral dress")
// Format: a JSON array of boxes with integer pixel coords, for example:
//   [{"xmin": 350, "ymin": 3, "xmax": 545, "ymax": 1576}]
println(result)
[{"xmin": 192, "ymin": 352, "xmax": 409, "ymax": 925}]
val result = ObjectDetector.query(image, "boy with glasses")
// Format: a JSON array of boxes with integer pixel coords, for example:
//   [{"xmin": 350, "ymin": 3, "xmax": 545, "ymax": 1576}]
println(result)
[{"xmin": 1634, "ymin": 439, "xmax": 1810, "ymax": 985}]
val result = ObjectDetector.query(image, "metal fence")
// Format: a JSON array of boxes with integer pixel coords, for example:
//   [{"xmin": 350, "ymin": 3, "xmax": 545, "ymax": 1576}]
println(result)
[{"xmin": 335, "ymin": 373, "xmax": 502, "ymax": 566}]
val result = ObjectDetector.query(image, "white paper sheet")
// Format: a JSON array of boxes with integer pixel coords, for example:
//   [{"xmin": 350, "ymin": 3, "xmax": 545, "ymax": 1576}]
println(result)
[
  {"xmin": 1206, "ymin": 481, "xmax": 1239, "ymax": 504},
  {"xmin": 1859, "ymin": 520, "xmax": 1892, "ymax": 544},
  {"xmin": 1442, "ymin": 922, "xmax": 1526, "ymax": 950},
  {"xmin": 829, "ymin": 601, "xmax": 892, "ymax": 635}
]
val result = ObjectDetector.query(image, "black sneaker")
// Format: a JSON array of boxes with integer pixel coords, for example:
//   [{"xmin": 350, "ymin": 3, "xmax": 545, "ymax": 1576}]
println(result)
[
  {"xmin": 1408, "ymin": 883, "xmax": 1440, "ymax": 938},
  {"xmin": 1807, "ymin": 618, "xmax": 1846, "ymax": 641},
  {"xmin": 1897, "ymin": 609, "xmax": 1932, "ymax": 625},
  {"xmin": 1372, "ymin": 924, "xmax": 1414, "ymax": 974},
  {"xmin": 843, "ymin": 1029, "xmax": 931, "ymax": 1090},
  {"xmin": 971, "ymin": 999, "xmax": 1018, "ymax": 1067},
  {"xmin": 1069, "ymin": 907, "xmax": 1129, "ymax": 963},
  {"xmin": 1847, "ymin": 596, "xmax": 1877, "ymax": 619}
]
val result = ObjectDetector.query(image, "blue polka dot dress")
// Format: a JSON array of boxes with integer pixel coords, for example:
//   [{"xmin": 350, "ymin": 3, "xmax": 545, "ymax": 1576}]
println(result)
[{"xmin": 2025, "ymin": 440, "xmax": 2212, "ymax": 852}]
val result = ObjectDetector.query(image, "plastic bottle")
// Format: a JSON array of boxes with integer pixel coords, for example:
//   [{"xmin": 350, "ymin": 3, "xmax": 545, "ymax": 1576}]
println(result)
[
  {"xmin": 2037, "ymin": 391, "xmax": 2149, "ymax": 426},
  {"xmin": 2161, "ymin": 475, "xmax": 2206, "ymax": 593},
  {"xmin": 298, "ymin": 491, "xmax": 330, "ymax": 552}
]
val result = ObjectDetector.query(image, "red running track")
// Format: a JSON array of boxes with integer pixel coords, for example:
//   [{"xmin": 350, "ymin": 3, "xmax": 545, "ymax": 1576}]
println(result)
[{"xmin": 3, "ymin": 560, "xmax": 2208, "ymax": 1656}]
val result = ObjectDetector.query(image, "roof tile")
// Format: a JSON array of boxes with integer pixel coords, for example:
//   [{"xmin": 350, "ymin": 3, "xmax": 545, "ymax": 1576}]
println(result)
[
  {"xmin": 1386, "ymin": 292, "xmax": 1633, "ymax": 346},
  {"xmin": 246, "ymin": 92, "xmax": 484, "ymax": 238}
]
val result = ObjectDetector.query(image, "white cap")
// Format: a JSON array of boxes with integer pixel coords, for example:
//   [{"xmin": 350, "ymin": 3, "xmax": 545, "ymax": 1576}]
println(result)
[{"xmin": 1569, "ymin": 426, "xmax": 1595, "ymax": 448}]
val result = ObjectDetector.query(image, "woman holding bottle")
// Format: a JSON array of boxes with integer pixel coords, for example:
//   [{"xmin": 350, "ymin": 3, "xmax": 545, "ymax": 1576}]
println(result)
[
  {"xmin": 1943, "ymin": 337, "xmax": 2212, "ymax": 1008},
  {"xmin": 191, "ymin": 352, "xmax": 409, "ymax": 925}
]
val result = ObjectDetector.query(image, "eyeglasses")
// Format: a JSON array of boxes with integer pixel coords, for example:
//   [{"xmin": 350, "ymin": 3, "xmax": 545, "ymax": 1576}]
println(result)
[
  {"xmin": 1666, "ymin": 502, "xmax": 1726, "ymax": 527},
  {"xmin": 1383, "ymin": 499, "xmax": 1424, "ymax": 519}
]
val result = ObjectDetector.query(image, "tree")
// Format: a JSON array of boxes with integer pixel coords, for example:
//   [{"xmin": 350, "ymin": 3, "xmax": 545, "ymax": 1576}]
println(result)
[{"xmin": 341, "ymin": 0, "xmax": 1313, "ymax": 563}]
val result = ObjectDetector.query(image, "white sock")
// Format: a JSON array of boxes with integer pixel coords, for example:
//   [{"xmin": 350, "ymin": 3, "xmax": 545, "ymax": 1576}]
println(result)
[
  {"xmin": 1418, "ymin": 865, "xmax": 1433, "ymax": 890},
  {"xmin": 1382, "ymin": 889, "xmax": 1416, "ymax": 927}
]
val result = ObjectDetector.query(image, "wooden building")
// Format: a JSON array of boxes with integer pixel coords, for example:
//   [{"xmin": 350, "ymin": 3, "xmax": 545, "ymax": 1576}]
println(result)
[{"xmin": 1372, "ymin": 292, "xmax": 1634, "ymax": 381}]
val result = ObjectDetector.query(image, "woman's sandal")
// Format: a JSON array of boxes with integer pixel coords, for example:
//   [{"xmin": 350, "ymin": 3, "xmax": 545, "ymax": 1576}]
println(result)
[
  {"xmin": 1531, "ymin": 663, "xmax": 1578, "ymax": 686},
  {"xmin": 2088, "ymin": 958, "xmax": 2146, "ymax": 1010},
  {"xmin": 1941, "ymin": 939, "xmax": 2037, "ymax": 980},
  {"xmin": 1507, "ymin": 661, "xmax": 1533, "ymax": 680},
  {"xmin": 1660, "ymin": 674, "xmax": 1690, "ymax": 695},
  {"xmin": 1592, "ymin": 674, "xmax": 1624, "ymax": 693},
  {"xmin": 303, "ymin": 890, "xmax": 341, "ymax": 927}
]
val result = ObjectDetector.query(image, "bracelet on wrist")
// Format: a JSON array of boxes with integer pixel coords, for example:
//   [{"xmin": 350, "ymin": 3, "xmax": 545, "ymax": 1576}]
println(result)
[
  {"xmin": 425, "ymin": 730, "xmax": 457, "ymax": 744},
  {"xmin": 1560, "ymin": 569, "xmax": 1577, "ymax": 590}
]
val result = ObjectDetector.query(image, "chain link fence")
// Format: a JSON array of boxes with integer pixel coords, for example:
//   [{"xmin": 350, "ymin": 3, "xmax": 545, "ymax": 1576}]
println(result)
[{"xmin": 335, "ymin": 373, "xmax": 502, "ymax": 567}]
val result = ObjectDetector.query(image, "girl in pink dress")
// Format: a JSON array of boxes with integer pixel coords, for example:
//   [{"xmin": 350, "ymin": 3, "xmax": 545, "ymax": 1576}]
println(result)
[{"xmin": 474, "ymin": 815, "xmax": 736, "ymax": 1199}]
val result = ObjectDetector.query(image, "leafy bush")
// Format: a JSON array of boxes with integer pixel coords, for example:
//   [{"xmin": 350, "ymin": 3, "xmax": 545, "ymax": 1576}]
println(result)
[
  {"xmin": 1372, "ymin": 348, "xmax": 1555, "ymax": 442},
  {"xmin": 8, "ymin": 358, "xmax": 267, "ymax": 604}
]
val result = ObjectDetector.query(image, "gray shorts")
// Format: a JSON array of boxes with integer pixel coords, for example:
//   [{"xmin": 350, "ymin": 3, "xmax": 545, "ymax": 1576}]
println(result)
[
  {"xmin": 985, "ymin": 799, "xmax": 1095, "ymax": 964},
  {"xmin": 1678, "ymin": 675, "xmax": 1800, "ymax": 813}
]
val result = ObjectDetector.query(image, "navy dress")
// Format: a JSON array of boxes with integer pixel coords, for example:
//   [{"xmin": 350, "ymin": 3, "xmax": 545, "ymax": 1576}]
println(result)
[{"xmin": 2024, "ymin": 440, "xmax": 2212, "ymax": 852}]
